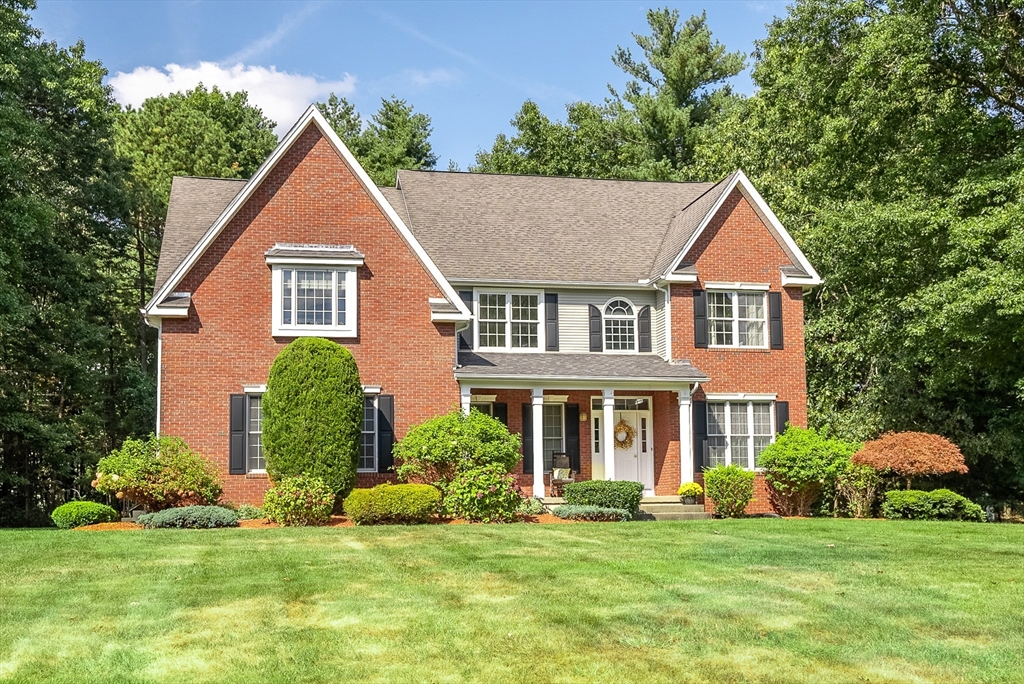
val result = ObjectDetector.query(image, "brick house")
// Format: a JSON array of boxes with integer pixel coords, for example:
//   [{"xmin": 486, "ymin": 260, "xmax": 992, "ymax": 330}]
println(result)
[{"xmin": 144, "ymin": 106, "xmax": 822, "ymax": 512}]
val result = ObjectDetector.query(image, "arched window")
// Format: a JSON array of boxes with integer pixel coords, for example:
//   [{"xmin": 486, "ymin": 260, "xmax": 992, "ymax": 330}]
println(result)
[{"xmin": 604, "ymin": 299, "xmax": 636, "ymax": 351}]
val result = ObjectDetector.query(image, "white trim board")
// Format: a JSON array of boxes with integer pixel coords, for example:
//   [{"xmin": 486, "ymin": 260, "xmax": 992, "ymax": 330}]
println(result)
[{"xmin": 144, "ymin": 105, "xmax": 470, "ymax": 320}]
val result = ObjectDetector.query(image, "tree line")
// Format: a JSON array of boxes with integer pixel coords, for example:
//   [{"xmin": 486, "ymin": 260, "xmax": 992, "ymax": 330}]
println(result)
[{"xmin": 2, "ymin": 0, "xmax": 1022, "ymax": 524}]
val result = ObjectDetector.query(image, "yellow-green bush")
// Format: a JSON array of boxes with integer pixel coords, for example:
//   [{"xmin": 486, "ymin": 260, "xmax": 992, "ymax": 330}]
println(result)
[{"xmin": 343, "ymin": 483, "xmax": 441, "ymax": 525}]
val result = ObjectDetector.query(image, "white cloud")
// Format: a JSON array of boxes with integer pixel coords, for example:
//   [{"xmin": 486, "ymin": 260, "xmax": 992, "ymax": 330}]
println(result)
[
  {"xmin": 108, "ymin": 62, "xmax": 356, "ymax": 134},
  {"xmin": 405, "ymin": 68, "xmax": 460, "ymax": 88}
]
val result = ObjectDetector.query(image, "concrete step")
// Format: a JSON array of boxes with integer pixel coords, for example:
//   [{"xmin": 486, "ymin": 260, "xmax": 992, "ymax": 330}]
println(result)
[{"xmin": 639, "ymin": 503, "xmax": 706, "ymax": 514}]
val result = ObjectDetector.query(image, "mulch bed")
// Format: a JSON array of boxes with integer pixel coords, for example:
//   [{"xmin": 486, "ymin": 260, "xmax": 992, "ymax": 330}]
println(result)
[
  {"xmin": 74, "ymin": 522, "xmax": 141, "ymax": 531},
  {"xmin": 76, "ymin": 513, "xmax": 579, "ymax": 531}
]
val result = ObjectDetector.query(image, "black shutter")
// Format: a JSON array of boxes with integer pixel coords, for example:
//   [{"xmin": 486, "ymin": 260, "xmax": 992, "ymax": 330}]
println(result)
[
  {"xmin": 493, "ymin": 402, "xmax": 508, "ymax": 427},
  {"xmin": 521, "ymin": 403, "xmax": 533, "ymax": 473},
  {"xmin": 565, "ymin": 403, "xmax": 580, "ymax": 472},
  {"xmin": 458, "ymin": 291, "xmax": 474, "ymax": 349},
  {"xmin": 693, "ymin": 289, "xmax": 708, "ymax": 348},
  {"xmin": 588, "ymin": 304, "xmax": 603, "ymax": 352},
  {"xmin": 769, "ymin": 291, "xmax": 784, "ymax": 350},
  {"xmin": 692, "ymin": 400, "xmax": 707, "ymax": 472},
  {"xmin": 775, "ymin": 401, "xmax": 789, "ymax": 435},
  {"xmin": 229, "ymin": 394, "xmax": 246, "ymax": 475},
  {"xmin": 377, "ymin": 395, "xmax": 395, "ymax": 473},
  {"xmin": 638, "ymin": 305, "xmax": 652, "ymax": 353},
  {"xmin": 545, "ymin": 293, "xmax": 559, "ymax": 351}
]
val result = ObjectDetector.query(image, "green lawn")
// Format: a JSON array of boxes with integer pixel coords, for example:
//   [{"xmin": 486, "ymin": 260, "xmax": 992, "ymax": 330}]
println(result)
[{"xmin": 1, "ymin": 520, "xmax": 1022, "ymax": 684}]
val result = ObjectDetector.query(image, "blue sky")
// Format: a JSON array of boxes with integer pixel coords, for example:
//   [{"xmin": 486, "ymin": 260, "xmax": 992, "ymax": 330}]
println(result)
[{"xmin": 33, "ymin": 1, "xmax": 786, "ymax": 169}]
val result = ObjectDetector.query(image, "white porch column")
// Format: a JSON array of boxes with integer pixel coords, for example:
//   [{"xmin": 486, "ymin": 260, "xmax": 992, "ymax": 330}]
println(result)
[
  {"xmin": 459, "ymin": 385, "xmax": 472, "ymax": 415},
  {"xmin": 678, "ymin": 386, "xmax": 694, "ymax": 485},
  {"xmin": 602, "ymin": 389, "xmax": 616, "ymax": 481},
  {"xmin": 531, "ymin": 388, "xmax": 546, "ymax": 497}
]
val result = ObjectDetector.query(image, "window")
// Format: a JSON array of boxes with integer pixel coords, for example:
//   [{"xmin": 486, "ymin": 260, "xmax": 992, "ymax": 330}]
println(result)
[
  {"xmin": 542, "ymin": 403, "xmax": 564, "ymax": 472},
  {"xmin": 706, "ymin": 401, "xmax": 774, "ymax": 469},
  {"xmin": 708, "ymin": 291, "xmax": 766, "ymax": 348},
  {"xmin": 476, "ymin": 291, "xmax": 542, "ymax": 350},
  {"xmin": 246, "ymin": 395, "xmax": 265, "ymax": 473},
  {"xmin": 272, "ymin": 266, "xmax": 357, "ymax": 337},
  {"xmin": 470, "ymin": 402, "xmax": 493, "ymax": 416},
  {"xmin": 360, "ymin": 396, "xmax": 377, "ymax": 472},
  {"xmin": 604, "ymin": 299, "xmax": 636, "ymax": 352}
]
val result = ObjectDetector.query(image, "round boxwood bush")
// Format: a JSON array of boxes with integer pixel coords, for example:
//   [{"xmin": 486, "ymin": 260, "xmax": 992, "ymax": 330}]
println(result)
[
  {"xmin": 263, "ymin": 338, "xmax": 363, "ymax": 498},
  {"xmin": 703, "ymin": 465, "xmax": 756, "ymax": 518},
  {"xmin": 263, "ymin": 475, "xmax": 335, "ymax": 526},
  {"xmin": 51, "ymin": 501, "xmax": 120, "ymax": 529},
  {"xmin": 137, "ymin": 505, "xmax": 239, "ymax": 529},
  {"xmin": 442, "ymin": 464, "xmax": 521, "ymax": 523},
  {"xmin": 343, "ymin": 483, "xmax": 442, "ymax": 525}
]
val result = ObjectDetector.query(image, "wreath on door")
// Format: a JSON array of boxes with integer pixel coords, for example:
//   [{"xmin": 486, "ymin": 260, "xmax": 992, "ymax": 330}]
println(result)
[{"xmin": 613, "ymin": 419, "xmax": 636, "ymax": 450}]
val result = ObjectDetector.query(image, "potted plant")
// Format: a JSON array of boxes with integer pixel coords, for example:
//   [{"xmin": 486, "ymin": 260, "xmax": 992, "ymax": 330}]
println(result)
[{"xmin": 677, "ymin": 482, "xmax": 703, "ymax": 505}]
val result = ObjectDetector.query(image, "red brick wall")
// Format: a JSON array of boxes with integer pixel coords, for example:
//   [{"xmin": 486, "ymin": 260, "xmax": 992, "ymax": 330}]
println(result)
[{"xmin": 159, "ymin": 125, "xmax": 459, "ymax": 505}]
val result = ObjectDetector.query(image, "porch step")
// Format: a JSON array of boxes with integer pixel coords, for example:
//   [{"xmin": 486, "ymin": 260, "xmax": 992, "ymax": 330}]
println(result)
[
  {"xmin": 645, "ymin": 511, "xmax": 712, "ymax": 521},
  {"xmin": 638, "ymin": 502, "xmax": 706, "ymax": 514}
]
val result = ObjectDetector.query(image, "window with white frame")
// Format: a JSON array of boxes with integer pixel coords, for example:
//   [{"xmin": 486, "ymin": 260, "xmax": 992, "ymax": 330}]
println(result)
[
  {"xmin": 272, "ymin": 266, "xmax": 358, "ymax": 337},
  {"xmin": 360, "ymin": 395, "xmax": 377, "ymax": 472},
  {"xmin": 246, "ymin": 394, "xmax": 265, "ymax": 473},
  {"xmin": 706, "ymin": 401, "xmax": 774, "ymax": 469},
  {"xmin": 476, "ymin": 292, "xmax": 541, "ymax": 350},
  {"xmin": 542, "ymin": 403, "xmax": 564, "ymax": 472},
  {"xmin": 708, "ymin": 291, "xmax": 766, "ymax": 348},
  {"xmin": 604, "ymin": 299, "xmax": 636, "ymax": 352},
  {"xmin": 469, "ymin": 402, "xmax": 493, "ymax": 416}
]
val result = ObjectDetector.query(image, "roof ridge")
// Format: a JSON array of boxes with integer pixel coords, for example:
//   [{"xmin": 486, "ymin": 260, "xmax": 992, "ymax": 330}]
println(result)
[
  {"xmin": 171, "ymin": 175, "xmax": 249, "ymax": 182},
  {"xmin": 400, "ymin": 168, "xmax": 714, "ymax": 186}
]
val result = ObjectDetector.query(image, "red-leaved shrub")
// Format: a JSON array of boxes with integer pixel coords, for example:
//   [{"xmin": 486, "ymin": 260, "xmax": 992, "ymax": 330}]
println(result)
[{"xmin": 853, "ymin": 432, "xmax": 967, "ymax": 488}]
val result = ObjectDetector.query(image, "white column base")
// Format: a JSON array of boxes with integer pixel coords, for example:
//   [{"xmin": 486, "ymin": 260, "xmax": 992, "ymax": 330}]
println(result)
[
  {"xmin": 602, "ymin": 389, "xmax": 615, "ymax": 481},
  {"xmin": 460, "ymin": 385, "xmax": 472, "ymax": 415},
  {"xmin": 679, "ymin": 386, "xmax": 694, "ymax": 486},
  {"xmin": 531, "ymin": 388, "xmax": 545, "ymax": 497}
]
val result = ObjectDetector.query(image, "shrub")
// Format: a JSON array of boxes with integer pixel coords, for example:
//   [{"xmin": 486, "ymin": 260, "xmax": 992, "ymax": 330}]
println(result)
[
  {"xmin": 93, "ymin": 435, "xmax": 222, "ymax": 511},
  {"xmin": 516, "ymin": 496, "xmax": 545, "ymax": 516},
  {"xmin": 442, "ymin": 464, "xmax": 521, "ymax": 522},
  {"xmin": 394, "ymin": 408, "xmax": 521, "ymax": 486},
  {"xmin": 343, "ymin": 483, "xmax": 442, "ymax": 525},
  {"xmin": 756, "ymin": 426, "xmax": 860, "ymax": 516},
  {"xmin": 703, "ymin": 465, "xmax": 756, "ymax": 518},
  {"xmin": 551, "ymin": 505, "xmax": 630, "ymax": 522},
  {"xmin": 51, "ymin": 501, "xmax": 120, "ymax": 529},
  {"xmin": 677, "ymin": 482, "xmax": 703, "ymax": 498},
  {"xmin": 854, "ymin": 432, "xmax": 968, "ymax": 489},
  {"xmin": 236, "ymin": 504, "xmax": 264, "ymax": 521},
  {"xmin": 263, "ymin": 338, "xmax": 363, "ymax": 498},
  {"xmin": 137, "ymin": 505, "xmax": 239, "ymax": 529},
  {"xmin": 836, "ymin": 463, "xmax": 882, "ymax": 518},
  {"xmin": 263, "ymin": 476, "xmax": 335, "ymax": 526},
  {"xmin": 882, "ymin": 489, "xmax": 984, "ymax": 522},
  {"xmin": 563, "ymin": 480, "xmax": 644, "ymax": 514}
]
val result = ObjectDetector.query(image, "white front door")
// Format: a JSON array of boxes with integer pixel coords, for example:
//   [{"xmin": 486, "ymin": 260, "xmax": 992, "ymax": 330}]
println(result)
[{"xmin": 613, "ymin": 409, "xmax": 654, "ymax": 494}]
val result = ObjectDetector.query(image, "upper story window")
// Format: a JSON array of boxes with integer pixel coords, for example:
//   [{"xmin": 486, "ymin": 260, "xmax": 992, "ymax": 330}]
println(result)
[
  {"xmin": 271, "ymin": 266, "xmax": 358, "ymax": 337},
  {"xmin": 476, "ymin": 291, "xmax": 542, "ymax": 350},
  {"xmin": 708, "ymin": 291, "xmax": 766, "ymax": 348},
  {"xmin": 604, "ymin": 299, "xmax": 636, "ymax": 352}
]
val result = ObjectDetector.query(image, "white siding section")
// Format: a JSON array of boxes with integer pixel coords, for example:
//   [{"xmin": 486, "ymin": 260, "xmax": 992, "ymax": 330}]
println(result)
[
  {"xmin": 653, "ymin": 288, "xmax": 667, "ymax": 359},
  {"xmin": 552, "ymin": 289, "xmax": 658, "ymax": 353}
]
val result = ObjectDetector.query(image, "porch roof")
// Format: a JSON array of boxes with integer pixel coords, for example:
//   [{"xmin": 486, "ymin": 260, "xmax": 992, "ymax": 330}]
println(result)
[{"xmin": 455, "ymin": 351, "xmax": 709, "ymax": 387}]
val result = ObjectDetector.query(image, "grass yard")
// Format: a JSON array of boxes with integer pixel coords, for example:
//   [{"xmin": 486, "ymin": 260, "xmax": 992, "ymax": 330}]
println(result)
[{"xmin": 1, "ymin": 519, "xmax": 1022, "ymax": 684}]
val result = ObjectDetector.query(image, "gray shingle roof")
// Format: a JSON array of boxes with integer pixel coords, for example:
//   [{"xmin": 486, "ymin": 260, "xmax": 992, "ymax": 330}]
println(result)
[
  {"xmin": 154, "ymin": 177, "xmax": 246, "ymax": 294},
  {"xmin": 648, "ymin": 172, "xmax": 736, "ymax": 277},
  {"xmin": 456, "ymin": 351, "xmax": 709, "ymax": 383}
]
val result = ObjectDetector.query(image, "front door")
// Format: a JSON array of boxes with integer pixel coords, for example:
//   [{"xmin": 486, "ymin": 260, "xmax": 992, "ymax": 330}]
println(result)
[{"xmin": 613, "ymin": 409, "xmax": 654, "ymax": 494}]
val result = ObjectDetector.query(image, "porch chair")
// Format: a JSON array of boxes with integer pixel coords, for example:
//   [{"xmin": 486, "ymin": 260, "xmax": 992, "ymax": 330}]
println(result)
[{"xmin": 550, "ymin": 453, "xmax": 575, "ymax": 497}]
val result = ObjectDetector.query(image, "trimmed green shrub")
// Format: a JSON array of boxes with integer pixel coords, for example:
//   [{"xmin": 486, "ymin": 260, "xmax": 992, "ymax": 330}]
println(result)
[
  {"xmin": 93, "ymin": 434, "xmax": 222, "ymax": 511},
  {"xmin": 563, "ymin": 480, "xmax": 644, "ymax": 514},
  {"xmin": 51, "ymin": 501, "xmax": 120, "ymax": 529},
  {"xmin": 137, "ymin": 505, "xmax": 238, "ymax": 529},
  {"xmin": 703, "ymin": 465, "xmax": 756, "ymax": 518},
  {"xmin": 263, "ymin": 338, "xmax": 363, "ymax": 498},
  {"xmin": 882, "ymin": 489, "xmax": 985, "ymax": 522},
  {"xmin": 516, "ymin": 496, "xmax": 545, "ymax": 516},
  {"xmin": 394, "ymin": 408, "xmax": 521, "ymax": 486},
  {"xmin": 236, "ymin": 504, "xmax": 264, "ymax": 521},
  {"xmin": 443, "ymin": 464, "xmax": 521, "ymax": 522},
  {"xmin": 756, "ymin": 426, "xmax": 860, "ymax": 516},
  {"xmin": 343, "ymin": 483, "xmax": 441, "ymax": 525},
  {"xmin": 836, "ymin": 463, "xmax": 882, "ymax": 518},
  {"xmin": 263, "ymin": 476, "xmax": 335, "ymax": 526},
  {"xmin": 551, "ymin": 505, "xmax": 630, "ymax": 522}
]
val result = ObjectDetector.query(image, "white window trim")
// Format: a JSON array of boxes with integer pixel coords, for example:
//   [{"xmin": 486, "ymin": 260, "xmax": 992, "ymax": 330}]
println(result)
[
  {"xmin": 707, "ymin": 289, "xmax": 769, "ymax": 350},
  {"xmin": 542, "ymin": 402, "xmax": 565, "ymax": 473},
  {"xmin": 704, "ymin": 282, "xmax": 770, "ymax": 291},
  {"xmin": 602, "ymin": 297, "xmax": 639, "ymax": 354},
  {"xmin": 473, "ymin": 289, "xmax": 545, "ymax": 352},
  {"xmin": 706, "ymin": 400, "xmax": 776, "ymax": 470},
  {"xmin": 246, "ymin": 392, "xmax": 266, "ymax": 474},
  {"xmin": 271, "ymin": 265, "xmax": 358, "ymax": 338},
  {"xmin": 359, "ymin": 394, "xmax": 378, "ymax": 473}
]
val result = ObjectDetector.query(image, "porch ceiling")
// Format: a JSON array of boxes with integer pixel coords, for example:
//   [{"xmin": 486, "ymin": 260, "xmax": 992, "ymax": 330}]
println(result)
[{"xmin": 455, "ymin": 351, "xmax": 709, "ymax": 388}]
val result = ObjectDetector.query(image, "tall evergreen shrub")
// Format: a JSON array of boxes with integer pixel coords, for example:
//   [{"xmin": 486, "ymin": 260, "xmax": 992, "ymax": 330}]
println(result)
[{"xmin": 263, "ymin": 338, "xmax": 362, "ymax": 497}]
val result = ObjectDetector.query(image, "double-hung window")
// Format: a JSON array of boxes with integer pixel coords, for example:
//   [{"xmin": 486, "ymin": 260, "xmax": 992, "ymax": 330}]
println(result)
[
  {"xmin": 476, "ymin": 291, "xmax": 542, "ymax": 350},
  {"xmin": 271, "ymin": 266, "xmax": 358, "ymax": 337},
  {"xmin": 360, "ymin": 395, "xmax": 377, "ymax": 472},
  {"xmin": 246, "ymin": 394, "xmax": 265, "ymax": 473},
  {"xmin": 706, "ymin": 401, "xmax": 774, "ymax": 469},
  {"xmin": 708, "ymin": 290, "xmax": 767, "ymax": 348},
  {"xmin": 542, "ymin": 403, "xmax": 564, "ymax": 472}
]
